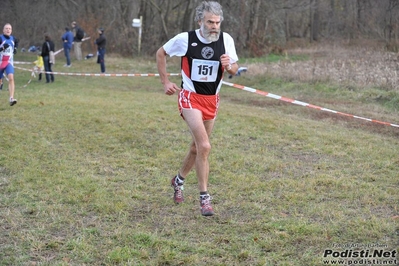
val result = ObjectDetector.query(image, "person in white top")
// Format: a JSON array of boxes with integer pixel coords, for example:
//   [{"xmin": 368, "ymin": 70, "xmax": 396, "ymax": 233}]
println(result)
[{"xmin": 156, "ymin": 1, "xmax": 239, "ymax": 216}]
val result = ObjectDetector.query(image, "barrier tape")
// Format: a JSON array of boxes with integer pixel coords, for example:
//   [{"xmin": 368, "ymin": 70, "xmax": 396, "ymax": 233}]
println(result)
[
  {"xmin": 11, "ymin": 64, "xmax": 399, "ymax": 128},
  {"xmin": 14, "ymin": 66, "xmax": 180, "ymax": 77},
  {"xmin": 222, "ymin": 81, "xmax": 399, "ymax": 128},
  {"xmin": 54, "ymin": 37, "xmax": 91, "ymax": 56},
  {"xmin": 14, "ymin": 61, "xmax": 33, "ymax": 65},
  {"xmin": 14, "ymin": 37, "xmax": 91, "ymax": 59},
  {"xmin": 22, "ymin": 67, "xmax": 38, "ymax": 87}
]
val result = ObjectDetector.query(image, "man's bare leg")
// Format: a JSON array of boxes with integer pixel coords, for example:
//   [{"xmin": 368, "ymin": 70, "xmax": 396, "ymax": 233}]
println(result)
[
  {"xmin": 8, "ymin": 74, "xmax": 16, "ymax": 106},
  {"xmin": 180, "ymin": 109, "xmax": 215, "ymax": 191}
]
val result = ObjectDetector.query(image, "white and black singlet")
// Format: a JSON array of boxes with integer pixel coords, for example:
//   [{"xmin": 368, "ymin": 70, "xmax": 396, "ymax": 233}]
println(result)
[{"xmin": 163, "ymin": 29, "xmax": 238, "ymax": 95}]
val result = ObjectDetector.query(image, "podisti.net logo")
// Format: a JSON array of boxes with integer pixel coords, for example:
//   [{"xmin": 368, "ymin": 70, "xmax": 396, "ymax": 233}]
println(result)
[{"xmin": 322, "ymin": 248, "xmax": 397, "ymax": 265}]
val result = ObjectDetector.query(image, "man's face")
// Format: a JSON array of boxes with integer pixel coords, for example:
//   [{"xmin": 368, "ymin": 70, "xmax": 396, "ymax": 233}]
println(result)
[
  {"xmin": 199, "ymin": 12, "xmax": 221, "ymax": 42},
  {"xmin": 3, "ymin": 24, "xmax": 12, "ymax": 36}
]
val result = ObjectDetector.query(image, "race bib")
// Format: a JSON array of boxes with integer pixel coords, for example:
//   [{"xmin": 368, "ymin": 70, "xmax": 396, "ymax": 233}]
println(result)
[
  {"xmin": 1, "ymin": 44, "xmax": 13, "ymax": 56},
  {"xmin": 191, "ymin": 59, "xmax": 219, "ymax": 82}
]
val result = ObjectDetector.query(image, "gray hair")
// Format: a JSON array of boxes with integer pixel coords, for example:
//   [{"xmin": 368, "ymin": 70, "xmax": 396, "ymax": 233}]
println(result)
[{"xmin": 194, "ymin": 1, "xmax": 224, "ymax": 22}]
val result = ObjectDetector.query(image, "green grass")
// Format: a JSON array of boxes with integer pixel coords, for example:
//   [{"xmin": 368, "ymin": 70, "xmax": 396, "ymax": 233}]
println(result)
[{"xmin": 0, "ymin": 52, "xmax": 398, "ymax": 265}]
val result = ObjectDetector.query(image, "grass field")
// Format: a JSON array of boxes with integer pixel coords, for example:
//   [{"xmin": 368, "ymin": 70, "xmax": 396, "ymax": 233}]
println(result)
[{"xmin": 0, "ymin": 50, "xmax": 398, "ymax": 265}]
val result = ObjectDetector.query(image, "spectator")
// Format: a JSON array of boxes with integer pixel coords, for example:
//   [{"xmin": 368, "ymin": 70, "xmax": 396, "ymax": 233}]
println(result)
[
  {"xmin": 94, "ymin": 28, "xmax": 106, "ymax": 73},
  {"xmin": 71, "ymin": 21, "xmax": 84, "ymax": 60},
  {"xmin": 62, "ymin": 27, "xmax": 73, "ymax": 67},
  {"xmin": 0, "ymin": 23, "xmax": 18, "ymax": 106},
  {"xmin": 41, "ymin": 34, "xmax": 55, "ymax": 83}
]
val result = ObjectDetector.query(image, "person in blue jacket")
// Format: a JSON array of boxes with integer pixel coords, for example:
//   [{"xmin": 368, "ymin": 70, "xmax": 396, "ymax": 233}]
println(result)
[
  {"xmin": 94, "ymin": 28, "xmax": 106, "ymax": 73},
  {"xmin": 0, "ymin": 23, "xmax": 18, "ymax": 106},
  {"xmin": 62, "ymin": 27, "xmax": 74, "ymax": 67}
]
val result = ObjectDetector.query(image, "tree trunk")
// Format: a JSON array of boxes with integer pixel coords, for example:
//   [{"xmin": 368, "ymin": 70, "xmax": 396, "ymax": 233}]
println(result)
[
  {"xmin": 312, "ymin": 0, "xmax": 320, "ymax": 41},
  {"xmin": 246, "ymin": 0, "xmax": 262, "ymax": 43},
  {"xmin": 309, "ymin": 0, "xmax": 313, "ymax": 42}
]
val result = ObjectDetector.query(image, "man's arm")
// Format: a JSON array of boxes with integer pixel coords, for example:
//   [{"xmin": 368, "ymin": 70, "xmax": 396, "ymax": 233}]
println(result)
[
  {"xmin": 156, "ymin": 47, "xmax": 180, "ymax": 95},
  {"xmin": 156, "ymin": 47, "xmax": 169, "ymax": 85},
  {"xmin": 0, "ymin": 43, "xmax": 10, "ymax": 52},
  {"xmin": 220, "ymin": 54, "xmax": 238, "ymax": 76}
]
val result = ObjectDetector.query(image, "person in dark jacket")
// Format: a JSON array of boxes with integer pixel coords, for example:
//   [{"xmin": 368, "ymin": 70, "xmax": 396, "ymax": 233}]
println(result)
[
  {"xmin": 71, "ymin": 21, "xmax": 84, "ymax": 60},
  {"xmin": 41, "ymin": 34, "xmax": 55, "ymax": 83},
  {"xmin": 94, "ymin": 28, "xmax": 106, "ymax": 73}
]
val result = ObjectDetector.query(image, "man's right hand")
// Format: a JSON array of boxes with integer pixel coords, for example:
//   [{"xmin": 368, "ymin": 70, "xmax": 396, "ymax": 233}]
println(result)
[
  {"xmin": 0, "ymin": 43, "xmax": 9, "ymax": 52},
  {"xmin": 163, "ymin": 81, "xmax": 180, "ymax": 95}
]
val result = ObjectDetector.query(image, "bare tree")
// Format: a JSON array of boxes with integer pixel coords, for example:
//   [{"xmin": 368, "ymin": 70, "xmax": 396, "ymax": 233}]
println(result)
[{"xmin": 2, "ymin": 0, "xmax": 399, "ymax": 57}]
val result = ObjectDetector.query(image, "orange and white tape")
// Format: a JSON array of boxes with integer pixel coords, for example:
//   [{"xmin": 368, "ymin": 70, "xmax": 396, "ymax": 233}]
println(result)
[
  {"xmin": 14, "ymin": 66, "xmax": 180, "ymax": 77},
  {"xmin": 14, "ymin": 61, "xmax": 33, "ymax": 65},
  {"xmin": 11, "ymin": 64, "xmax": 399, "ymax": 128},
  {"xmin": 54, "ymin": 37, "xmax": 91, "ymax": 55},
  {"xmin": 222, "ymin": 81, "xmax": 399, "ymax": 128},
  {"xmin": 13, "ymin": 37, "xmax": 91, "ymax": 58}
]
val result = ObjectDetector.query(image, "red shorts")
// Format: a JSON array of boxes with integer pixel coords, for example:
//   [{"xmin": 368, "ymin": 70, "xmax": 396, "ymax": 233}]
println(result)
[{"xmin": 178, "ymin": 90, "xmax": 220, "ymax": 121}]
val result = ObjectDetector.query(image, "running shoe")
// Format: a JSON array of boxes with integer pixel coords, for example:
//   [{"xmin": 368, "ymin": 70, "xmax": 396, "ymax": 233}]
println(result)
[
  {"xmin": 171, "ymin": 176, "xmax": 184, "ymax": 204},
  {"xmin": 200, "ymin": 195, "xmax": 214, "ymax": 216},
  {"xmin": 10, "ymin": 98, "xmax": 17, "ymax": 106},
  {"xmin": 0, "ymin": 83, "xmax": 3, "ymax": 90}
]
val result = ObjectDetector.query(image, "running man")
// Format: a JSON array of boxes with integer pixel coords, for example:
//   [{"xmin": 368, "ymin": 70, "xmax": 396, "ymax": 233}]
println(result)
[
  {"xmin": 156, "ymin": 1, "xmax": 239, "ymax": 216},
  {"xmin": 0, "ymin": 23, "xmax": 18, "ymax": 106}
]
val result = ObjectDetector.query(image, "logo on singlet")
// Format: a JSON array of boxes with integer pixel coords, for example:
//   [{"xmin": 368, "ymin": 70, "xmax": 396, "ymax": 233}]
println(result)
[{"xmin": 201, "ymin": 47, "xmax": 214, "ymax": 59}]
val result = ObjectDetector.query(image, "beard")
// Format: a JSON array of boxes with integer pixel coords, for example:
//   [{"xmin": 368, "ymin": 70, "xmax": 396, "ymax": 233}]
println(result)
[{"xmin": 200, "ymin": 23, "xmax": 220, "ymax": 42}]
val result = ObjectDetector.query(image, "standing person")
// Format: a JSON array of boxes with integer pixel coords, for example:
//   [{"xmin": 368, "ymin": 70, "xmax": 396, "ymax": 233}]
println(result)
[
  {"xmin": 156, "ymin": 1, "xmax": 239, "ymax": 216},
  {"xmin": 0, "ymin": 23, "xmax": 18, "ymax": 106},
  {"xmin": 41, "ymin": 34, "xmax": 55, "ymax": 83},
  {"xmin": 71, "ymin": 21, "xmax": 84, "ymax": 61},
  {"xmin": 94, "ymin": 28, "xmax": 106, "ymax": 73},
  {"xmin": 62, "ymin": 27, "xmax": 73, "ymax": 67}
]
